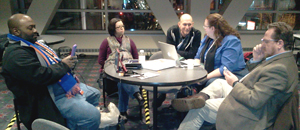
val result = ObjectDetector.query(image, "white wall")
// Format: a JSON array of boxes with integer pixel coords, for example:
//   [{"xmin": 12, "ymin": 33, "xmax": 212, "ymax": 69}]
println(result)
[
  {"xmin": 240, "ymin": 34, "xmax": 262, "ymax": 49},
  {"xmin": 146, "ymin": 0, "xmax": 178, "ymax": 35},
  {"xmin": 53, "ymin": 34, "xmax": 166, "ymax": 50},
  {"xmin": 222, "ymin": 0, "xmax": 253, "ymax": 28},
  {"xmin": 0, "ymin": 0, "xmax": 12, "ymax": 33},
  {"xmin": 52, "ymin": 33, "xmax": 263, "ymax": 52},
  {"xmin": 190, "ymin": 0, "xmax": 211, "ymax": 38},
  {"xmin": 27, "ymin": 0, "xmax": 62, "ymax": 34}
]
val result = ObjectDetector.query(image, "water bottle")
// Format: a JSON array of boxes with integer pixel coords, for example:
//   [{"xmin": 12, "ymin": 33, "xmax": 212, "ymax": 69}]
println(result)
[{"xmin": 139, "ymin": 50, "xmax": 146, "ymax": 63}]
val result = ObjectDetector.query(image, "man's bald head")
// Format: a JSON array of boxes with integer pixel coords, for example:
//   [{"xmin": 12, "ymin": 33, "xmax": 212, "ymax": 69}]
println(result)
[
  {"xmin": 7, "ymin": 14, "xmax": 38, "ymax": 43},
  {"xmin": 179, "ymin": 14, "xmax": 193, "ymax": 23},
  {"xmin": 178, "ymin": 14, "xmax": 194, "ymax": 37},
  {"xmin": 8, "ymin": 14, "xmax": 32, "ymax": 34}
]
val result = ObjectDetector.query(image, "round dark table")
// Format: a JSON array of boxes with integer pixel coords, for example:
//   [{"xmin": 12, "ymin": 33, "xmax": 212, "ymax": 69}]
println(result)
[
  {"xmin": 38, "ymin": 35, "xmax": 65, "ymax": 46},
  {"xmin": 103, "ymin": 64, "xmax": 207, "ymax": 129}
]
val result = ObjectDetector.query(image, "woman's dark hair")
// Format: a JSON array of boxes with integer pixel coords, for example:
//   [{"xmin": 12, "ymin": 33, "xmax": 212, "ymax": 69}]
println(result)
[
  {"xmin": 108, "ymin": 18, "xmax": 122, "ymax": 36},
  {"xmin": 206, "ymin": 13, "xmax": 240, "ymax": 47}
]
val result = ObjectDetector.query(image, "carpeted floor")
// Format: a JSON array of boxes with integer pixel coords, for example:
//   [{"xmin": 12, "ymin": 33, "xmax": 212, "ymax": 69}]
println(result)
[{"xmin": 0, "ymin": 55, "xmax": 299, "ymax": 130}]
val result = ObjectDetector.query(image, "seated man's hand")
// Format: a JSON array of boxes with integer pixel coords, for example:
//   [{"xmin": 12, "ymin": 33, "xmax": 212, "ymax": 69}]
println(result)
[
  {"xmin": 253, "ymin": 44, "xmax": 265, "ymax": 61},
  {"xmin": 75, "ymin": 75, "xmax": 80, "ymax": 83},
  {"xmin": 224, "ymin": 70, "xmax": 238, "ymax": 86},
  {"xmin": 62, "ymin": 55, "xmax": 78, "ymax": 69}
]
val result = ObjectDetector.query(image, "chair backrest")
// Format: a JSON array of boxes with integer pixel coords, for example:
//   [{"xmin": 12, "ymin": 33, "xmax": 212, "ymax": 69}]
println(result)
[
  {"xmin": 57, "ymin": 46, "xmax": 71, "ymax": 58},
  {"xmin": 267, "ymin": 88, "xmax": 299, "ymax": 130},
  {"xmin": 243, "ymin": 52, "xmax": 253, "ymax": 62},
  {"xmin": 0, "ymin": 34, "xmax": 8, "ymax": 63},
  {"xmin": 32, "ymin": 118, "xmax": 69, "ymax": 130}
]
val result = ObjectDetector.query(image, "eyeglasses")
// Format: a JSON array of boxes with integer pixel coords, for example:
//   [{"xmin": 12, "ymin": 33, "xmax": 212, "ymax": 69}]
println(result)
[
  {"xmin": 203, "ymin": 25, "xmax": 210, "ymax": 28},
  {"xmin": 116, "ymin": 25, "xmax": 124, "ymax": 29},
  {"xmin": 182, "ymin": 23, "xmax": 192, "ymax": 27},
  {"xmin": 261, "ymin": 39, "xmax": 278, "ymax": 44}
]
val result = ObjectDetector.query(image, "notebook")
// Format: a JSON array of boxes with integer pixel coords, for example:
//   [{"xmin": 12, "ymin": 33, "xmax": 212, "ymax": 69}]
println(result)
[{"xmin": 156, "ymin": 41, "xmax": 179, "ymax": 60}]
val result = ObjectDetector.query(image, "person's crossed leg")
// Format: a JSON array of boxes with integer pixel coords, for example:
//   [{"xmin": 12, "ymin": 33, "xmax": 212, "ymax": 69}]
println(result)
[{"xmin": 172, "ymin": 79, "xmax": 233, "ymax": 130}]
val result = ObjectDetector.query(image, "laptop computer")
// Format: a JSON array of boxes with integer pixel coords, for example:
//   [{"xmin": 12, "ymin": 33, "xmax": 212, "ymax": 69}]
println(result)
[
  {"xmin": 156, "ymin": 41, "xmax": 201, "ymax": 67},
  {"xmin": 156, "ymin": 41, "xmax": 179, "ymax": 60},
  {"xmin": 140, "ymin": 41, "xmax": 178, "ymax": 71}
]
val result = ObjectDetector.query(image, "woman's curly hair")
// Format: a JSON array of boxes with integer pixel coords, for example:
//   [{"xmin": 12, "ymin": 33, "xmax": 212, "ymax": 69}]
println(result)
[{"xmin": 206, "ymin": 13, "xmax": 240, "ymax": 47}]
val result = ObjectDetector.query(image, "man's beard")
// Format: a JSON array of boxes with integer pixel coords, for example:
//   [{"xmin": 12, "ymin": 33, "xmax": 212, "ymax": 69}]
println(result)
[
  {"xmin": 28, "ymin": 38, "xmax": 37, "ymax": 43},
  {"xmin": 21, "ymin": 32, "xmax": 39, "ymax": 43},
  {"xmin": 263, "ymin": 47, "xmax": 276, "ymax": 58}
]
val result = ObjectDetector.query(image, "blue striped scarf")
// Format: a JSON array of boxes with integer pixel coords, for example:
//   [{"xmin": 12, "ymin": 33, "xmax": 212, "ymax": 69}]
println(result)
[{"xmin": 7, "ymin": 34, "xmax": 82, "ymax": 98}]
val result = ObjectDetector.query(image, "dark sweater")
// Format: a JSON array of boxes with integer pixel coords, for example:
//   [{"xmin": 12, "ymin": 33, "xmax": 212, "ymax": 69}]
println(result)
[
  {"xmin": 1, "ymin": 42, "xmax": 68, "ymax": 129},
  {"xmin": 166, "ymin": 25, "xmax": 202, "ymax": 59}
]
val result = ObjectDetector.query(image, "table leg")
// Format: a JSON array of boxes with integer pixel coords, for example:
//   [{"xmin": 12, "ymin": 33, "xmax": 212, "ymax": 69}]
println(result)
[
  {"xmin": 153, "ymin": 85, "xmax": 158, "ymax": 129},
  {"xmin": 139, "ymin": 85, "xmax": 143, "ymax": 121},
  {"xmin": 103, "ymin": 75, "xmax": 107, "ymax": 107}
]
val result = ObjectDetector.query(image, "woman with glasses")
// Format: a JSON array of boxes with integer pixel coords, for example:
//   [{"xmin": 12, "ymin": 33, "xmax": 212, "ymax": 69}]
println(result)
[
  {"xmin": 172, "ymin": 13, "xmax": 249, "ymax": 119},
  {"xmin": 98, "ymin": 18, "xmax": 143, "ymax": 122},
  {"xmin": 194, "ymin": 13, "xmax": 248, "ymax": 87}
]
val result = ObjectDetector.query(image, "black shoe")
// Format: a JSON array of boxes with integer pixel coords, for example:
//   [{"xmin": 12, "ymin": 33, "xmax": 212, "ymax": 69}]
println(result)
[
  {"xmin": 171, "ymin": 96, "xmax": 206, "ymax": 112},
  {"xmin": 133, "ymin": 92, "xmax": 144, "ymax": 107},
  {"xmin": 120, "ymin": 112, "xmax": 128, "ymax": 123},
  {"xmin": 152, "ymin": 93, "xmax": 166, "ymax": 108},
  {"xmin": 171, "ymin": 92, "xmax": 209, "ymax": 112}
]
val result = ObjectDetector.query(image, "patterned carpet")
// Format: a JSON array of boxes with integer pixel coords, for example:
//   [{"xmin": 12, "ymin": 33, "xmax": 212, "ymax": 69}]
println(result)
[{"xmin": 0, "ymin": 55, "xmax": 299, "ymax": 130}]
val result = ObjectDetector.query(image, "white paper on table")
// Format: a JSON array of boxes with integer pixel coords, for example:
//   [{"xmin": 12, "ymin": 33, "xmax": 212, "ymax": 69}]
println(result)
[{"xmin": 134, "ymin": 72, "xmax": 160, "ymax": 80}]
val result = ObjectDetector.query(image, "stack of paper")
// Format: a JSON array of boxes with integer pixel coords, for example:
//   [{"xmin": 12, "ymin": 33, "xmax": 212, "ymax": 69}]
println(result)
[{"xmin": 142, "ymin": 59, "xmax": 176, "ymax": 71}]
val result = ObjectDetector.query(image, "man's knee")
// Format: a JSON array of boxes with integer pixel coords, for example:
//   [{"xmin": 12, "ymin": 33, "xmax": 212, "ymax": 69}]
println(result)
[
  {"xmin": 77, "ymin": 107, "xmax": 101, "ymax": 129},
  {"xmin": 93, "ymin": 87, "xmax": 101, "ymax": 98}
]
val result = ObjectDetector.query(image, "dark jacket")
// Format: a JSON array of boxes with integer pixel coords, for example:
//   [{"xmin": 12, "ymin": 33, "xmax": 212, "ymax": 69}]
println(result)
[
  {"xmin": 1, "ymin": 42, "xmax": 68, "ymax": 129},
  {"xmin": 166, "ymin": 25, "xmax": 201, "ymax": 59}
]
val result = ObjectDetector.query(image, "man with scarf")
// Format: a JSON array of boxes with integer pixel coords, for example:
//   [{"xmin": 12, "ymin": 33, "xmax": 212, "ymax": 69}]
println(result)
[{"xmin": 1, "ymin": 14, "xmax": 101, "ymax": 130}]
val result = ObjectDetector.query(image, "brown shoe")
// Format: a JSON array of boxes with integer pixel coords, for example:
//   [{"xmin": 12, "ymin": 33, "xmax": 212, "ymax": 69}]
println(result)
[{"xmin": 171, "ymin": 95, "xmax": 206, "ymax": 112}]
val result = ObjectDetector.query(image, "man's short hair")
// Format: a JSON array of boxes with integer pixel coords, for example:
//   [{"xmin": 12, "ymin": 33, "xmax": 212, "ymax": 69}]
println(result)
[
  {"xmin": 108, "ymin": 18, "xmax": 122, "ymax": 36},
  {"xmin": 268, "ymin": 22, "xmax": 294, "ymax": 50}
]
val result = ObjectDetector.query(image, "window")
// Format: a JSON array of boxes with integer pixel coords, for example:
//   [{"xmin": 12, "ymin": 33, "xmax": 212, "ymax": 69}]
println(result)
[
  {"xmin": 237, "ymin": 0, "xmax": 300, "ymax": 31},
  {"xmin": 11, "ymin": 0, "xmax": 189, "ymax": 33},
  {"xmin": 14, "ymin": 0, "xmax": 297, "ymax": 34}
]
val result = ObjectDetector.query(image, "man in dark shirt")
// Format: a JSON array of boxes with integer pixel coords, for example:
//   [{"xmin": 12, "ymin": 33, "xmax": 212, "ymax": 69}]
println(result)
[
  {"xmin": 166, "ymin": 13, "xmax": 201, "ymax": 59},
  {"xmin": 155, "ymin": 14, "xmax": 202, "ymax": 108}
]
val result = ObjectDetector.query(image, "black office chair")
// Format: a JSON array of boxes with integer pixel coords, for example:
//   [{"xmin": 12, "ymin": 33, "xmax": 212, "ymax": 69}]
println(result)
[
  {"xmin": 98, "ymin": 73, "xmax": 118, "ymax": 107},
  {"xmin": 0, "ymin": 33, "xmax": 8, "ymax": 65},
  {"xmin": 293, "ymin": 35, "xmax": 300, "ymax": 65},
  {"xmin": 99, "ymin": 68, "xmax": 146, "ymax": 121},
  {"xmin": 57, "ymin": 46, "xmax": 71, "ymax": 59}
]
